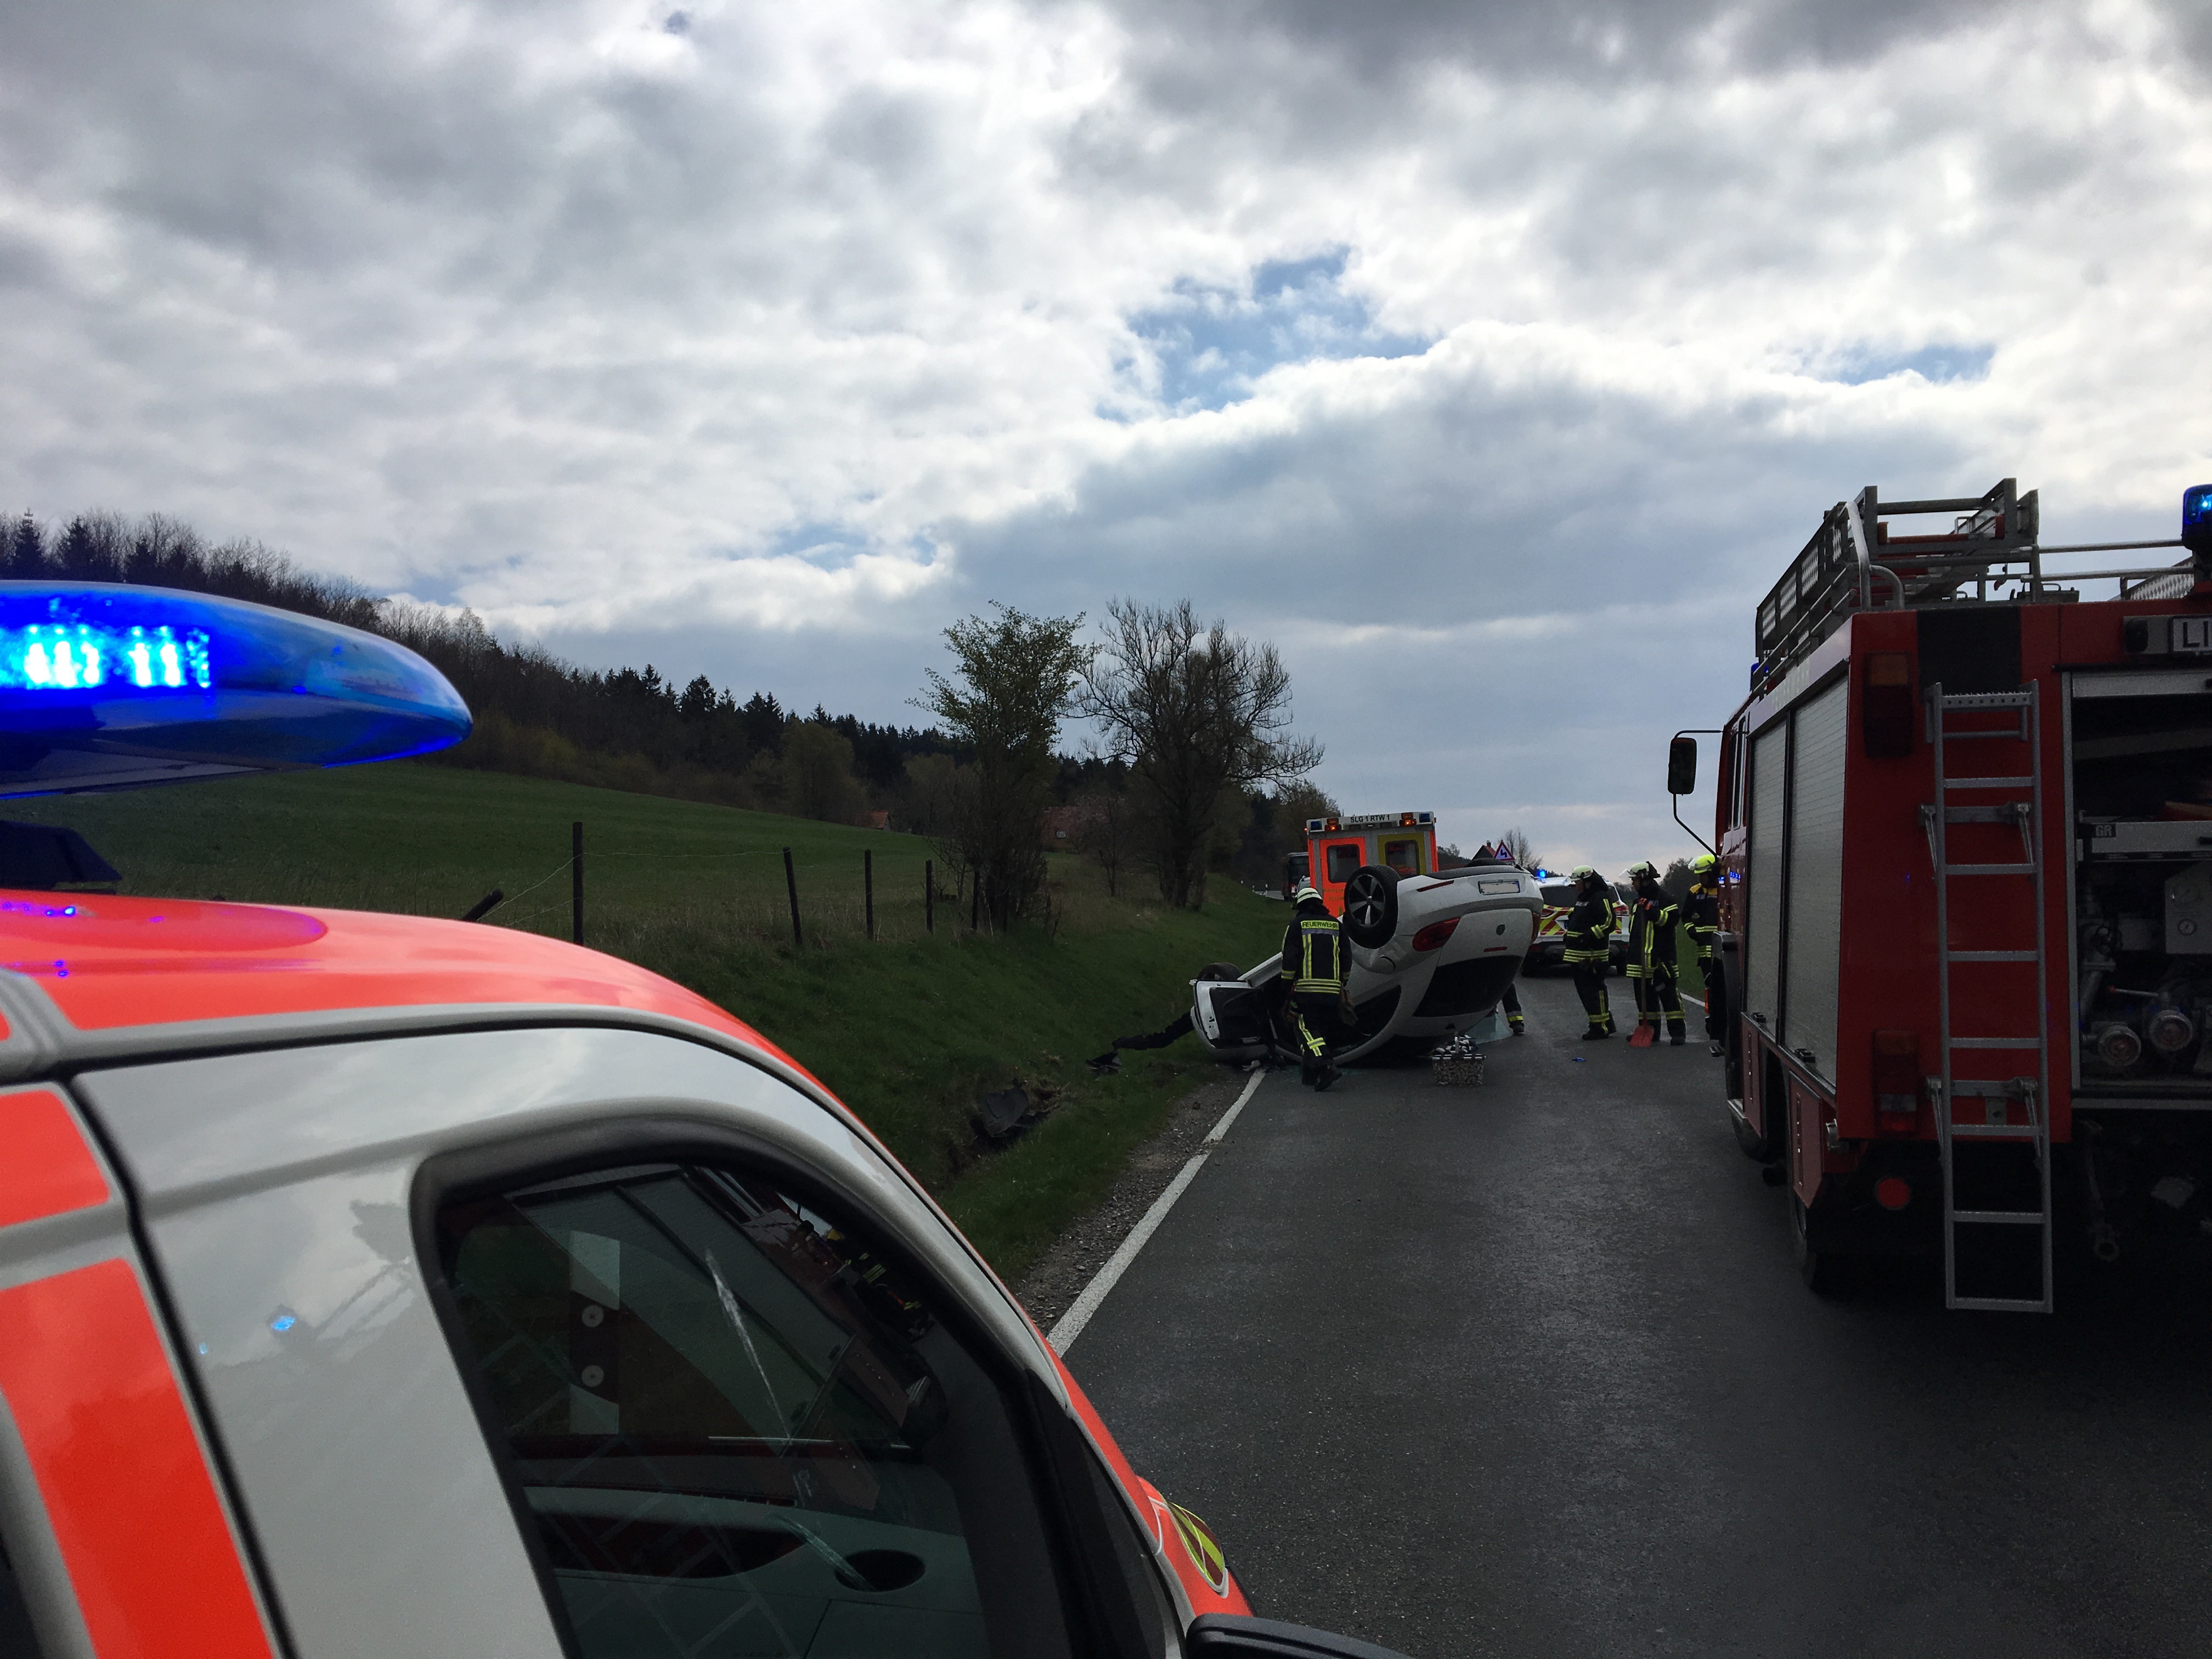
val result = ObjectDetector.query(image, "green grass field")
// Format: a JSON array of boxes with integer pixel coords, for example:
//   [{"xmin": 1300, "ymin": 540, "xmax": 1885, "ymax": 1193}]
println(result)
[{"xmin": 12, "ymin": 763, "xmax": 1285, "ymax": 1278}]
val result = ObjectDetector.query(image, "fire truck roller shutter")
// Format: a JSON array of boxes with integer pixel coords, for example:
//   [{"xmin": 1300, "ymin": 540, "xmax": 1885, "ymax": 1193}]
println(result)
[
  {"xmin": 1746, "ymin": 720, "xmax": 1790, "ymax": 1033},
  {"xmin": 1781, "ymin": 677, "xmax": 1850, "ymax": 1080}
]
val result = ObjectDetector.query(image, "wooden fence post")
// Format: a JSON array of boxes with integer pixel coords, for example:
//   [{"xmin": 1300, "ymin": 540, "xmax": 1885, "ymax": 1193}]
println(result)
[
  {"xmin": 864, "ymin": 850, "xmax": 874, "ymax": 940},
  {"xmin": 783, "ymin": 848, "xmax": 803, "ymax": 948},
  {"xmin": 571, "ymin": 821, "xmax": 584, "ymax": 945},
  {"xmin": 925, "ymin": 861, "xmax": 934, "ymax": 934}
]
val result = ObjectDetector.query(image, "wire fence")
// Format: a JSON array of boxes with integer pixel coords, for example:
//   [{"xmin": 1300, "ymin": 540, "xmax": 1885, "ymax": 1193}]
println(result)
[{"xmin": 466, "ymin": 823, "xmax": 1020, "ymax": 951}]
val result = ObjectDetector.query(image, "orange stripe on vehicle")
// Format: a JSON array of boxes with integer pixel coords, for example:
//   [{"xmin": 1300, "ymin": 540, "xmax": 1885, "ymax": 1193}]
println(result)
[
  {"xmin": 0, "ymin": 1088, "xmax": 110, "ymax": 1228},
  {"xmin": 0, "ymin": 1260, "xmax": 275, "ymax": 1658}
]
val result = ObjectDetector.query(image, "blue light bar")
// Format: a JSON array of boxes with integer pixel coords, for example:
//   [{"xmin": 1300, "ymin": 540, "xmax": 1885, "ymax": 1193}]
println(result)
[
  {"xmin": 0, "ymin": 584, "xmax": 471, "ymax": 798},
  {"xmin": 2185, "ymin": 482, "xmax": 2212, "ymax": 557}
]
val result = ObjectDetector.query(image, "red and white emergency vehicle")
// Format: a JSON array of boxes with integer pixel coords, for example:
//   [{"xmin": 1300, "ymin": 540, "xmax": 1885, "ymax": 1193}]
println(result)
[
  {"xmin": 0, "ymin": 583, "xmax": 1396, "ymax": 1659},
  {"xmin": 1680, "ymin": 479, "xmax": 2212, "ymax": 1311}
]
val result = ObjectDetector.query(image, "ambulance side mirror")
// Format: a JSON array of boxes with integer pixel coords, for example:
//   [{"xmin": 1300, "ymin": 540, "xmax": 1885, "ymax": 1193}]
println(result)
[{"xmin": 1666, "ymin": 736, "xmax": 1698, "ymax": 796}]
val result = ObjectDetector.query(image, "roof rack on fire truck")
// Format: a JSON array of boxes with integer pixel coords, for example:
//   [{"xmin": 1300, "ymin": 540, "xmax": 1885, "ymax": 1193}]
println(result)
[{"xmin": 1751, "ymin": 478, "xmax": 2203, "ymax": 693}]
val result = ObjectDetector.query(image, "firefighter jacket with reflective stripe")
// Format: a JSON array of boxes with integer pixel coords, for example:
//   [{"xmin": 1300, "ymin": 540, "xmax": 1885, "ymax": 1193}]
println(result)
[
  {"xmin": 1629, "ymin": 889, "xmax": 1678, "ymax": 972},
  {"xmin": 1684, "ymin": 882, "xmax": 1720, "ymax": 950},
  {"xmin": 1280, "ymin": 914, "xmax": 1346, "ymax": 994},
  {"xmin": 1562, "ymin": 891, "xmax": 1613, "ymax": 964}
]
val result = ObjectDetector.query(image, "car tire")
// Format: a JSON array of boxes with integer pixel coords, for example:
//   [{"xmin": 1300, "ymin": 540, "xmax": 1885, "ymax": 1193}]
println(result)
[
  {"xmin": 1792, "ymin": 1195, "xmax": 1849, "ymax": 1295},
  {"xmin": 1197, "ymin": 961, "xmax": 1244, "ymax": 982},
  {"xmin": 1339, "ymin": 866, "xmax": 1400, "ymax": 949}
]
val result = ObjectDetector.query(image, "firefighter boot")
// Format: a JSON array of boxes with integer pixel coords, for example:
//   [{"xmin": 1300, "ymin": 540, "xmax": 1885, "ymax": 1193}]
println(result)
[{"xmin": 1509, "ymin": 1012, "xmax": 1526, "ymax": 1036}]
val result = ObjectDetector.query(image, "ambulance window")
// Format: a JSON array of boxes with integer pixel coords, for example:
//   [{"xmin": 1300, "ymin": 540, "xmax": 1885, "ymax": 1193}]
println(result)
[
  {"xmin": 1381, "ymin": 838, "xmax": 1420, "ymax": 875},
  {"xmin": 1324, "ymin": 842, "xmax": 1363, "ymax": 883},
  {"xmin": 0, "ymin": 1533, "xmax": 48, "ymax": 1658},
  {"xmin": 437, "ymin": 1163, "xmax": 1071, "ymax": 1659}
]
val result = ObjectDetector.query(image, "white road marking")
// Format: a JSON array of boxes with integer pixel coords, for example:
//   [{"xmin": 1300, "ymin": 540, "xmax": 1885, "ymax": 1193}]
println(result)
[{"xmin": 1049, "ymin": 1066, "xmax": 1266, "ymax": 1355}]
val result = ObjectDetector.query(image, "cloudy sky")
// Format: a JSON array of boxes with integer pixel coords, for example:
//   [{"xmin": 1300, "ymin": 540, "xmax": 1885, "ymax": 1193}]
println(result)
[{"xmin": 4, "ymin": 0, "xmax": 2209, "ymax": 870}]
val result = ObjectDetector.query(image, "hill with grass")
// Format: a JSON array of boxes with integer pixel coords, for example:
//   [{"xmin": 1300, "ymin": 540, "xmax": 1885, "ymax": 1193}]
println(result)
[{"xmin": 12, "ymin": 762, "xmax": 1286, "ymax": 1276}]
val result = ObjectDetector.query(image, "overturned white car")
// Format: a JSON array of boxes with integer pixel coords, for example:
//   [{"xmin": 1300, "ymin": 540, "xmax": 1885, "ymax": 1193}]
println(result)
[{"xmin": 1196, "ymin": 814, "xmax": 1543, "ymax": 1064}]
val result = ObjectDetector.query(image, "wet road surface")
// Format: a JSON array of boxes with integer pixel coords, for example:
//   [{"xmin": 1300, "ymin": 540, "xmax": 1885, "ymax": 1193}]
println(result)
[{"xmin": 1063, "ymin": 972, "xmax": 2212, "ymax": 1658}]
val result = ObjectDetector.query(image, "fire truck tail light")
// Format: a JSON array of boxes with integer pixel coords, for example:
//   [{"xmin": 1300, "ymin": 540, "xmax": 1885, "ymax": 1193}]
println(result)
[
  {"xmin": 1872, "ymin": 1028, "xmax": 1921, "ymax": 1126},
  {"xmin": 1862, "ymin": 651, "xmax": 1915, "ymax": 759},
  {"xmin": 1410, "ymin": 917, "xmax": 1459, "ymax": 952},
  {"xmin": 1874, "ymin": 1176, "xmax": 1912, "ymax": 1211}
]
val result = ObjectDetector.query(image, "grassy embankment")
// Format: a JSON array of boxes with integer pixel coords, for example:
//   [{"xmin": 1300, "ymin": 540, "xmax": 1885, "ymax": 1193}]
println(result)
[{"xmin": 14, "ymin": 763, "xmax": 1283, "ymax": 1279}]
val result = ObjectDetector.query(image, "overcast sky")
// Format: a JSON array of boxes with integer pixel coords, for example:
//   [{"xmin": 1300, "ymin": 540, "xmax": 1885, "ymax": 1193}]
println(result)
[{"xmin": 4, "ymin": 0, "xmax": 2209, "ymax": 871}]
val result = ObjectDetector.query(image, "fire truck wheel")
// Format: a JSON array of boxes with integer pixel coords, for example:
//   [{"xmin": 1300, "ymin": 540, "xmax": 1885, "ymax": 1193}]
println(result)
[
  {"xmin": 1339, "ymin": 865, "xmax": 1400, "ymax": 949},
  {"xmin": 1791, "ymin": 1195, "xmax": 1850, "ymax": 1294}
]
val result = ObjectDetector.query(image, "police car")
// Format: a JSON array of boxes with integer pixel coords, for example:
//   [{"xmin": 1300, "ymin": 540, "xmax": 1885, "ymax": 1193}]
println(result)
[{"xmin": 0, "ymin": 584, "xmax": 1397, "ymax": 1659}]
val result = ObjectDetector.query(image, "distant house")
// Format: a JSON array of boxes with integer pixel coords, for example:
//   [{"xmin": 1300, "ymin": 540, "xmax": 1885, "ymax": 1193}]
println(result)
[
  {"xmin": 859, "ymin": 810, "xmax": 890, "ymax": 830},
  {"xmin": 1040, "ymin": 804, "xmax": 1080, "ymax": 848}
]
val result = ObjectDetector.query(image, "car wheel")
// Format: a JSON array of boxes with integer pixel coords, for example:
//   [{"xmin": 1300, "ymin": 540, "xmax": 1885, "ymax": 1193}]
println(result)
[
  {"xmin": 1197, "ymin": 961, "xmax": 1243, "ymax": 981},
  {"xmin": 1339, "ymin": 866, "xmax": 1400, "ymax": 949}
]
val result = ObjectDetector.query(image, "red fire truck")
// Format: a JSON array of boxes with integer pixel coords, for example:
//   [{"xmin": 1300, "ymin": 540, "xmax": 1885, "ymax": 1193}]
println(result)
[{"xmin": 1677, "ymin": 478, "xmax": 2212, "ymax": 1311}]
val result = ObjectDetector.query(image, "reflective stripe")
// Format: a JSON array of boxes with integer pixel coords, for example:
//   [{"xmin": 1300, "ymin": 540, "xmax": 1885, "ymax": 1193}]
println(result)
[
  {"xmin": 1296, "ymin": 919, "xmax": 1344, "ymax": 992},
  {"xmin": 0, "ymin": 1088, "xmax": 110, "ymax": 1227},
  {"xmin": 0, "ymin": 1260, "xmax": 276, "ymax": 1659}
]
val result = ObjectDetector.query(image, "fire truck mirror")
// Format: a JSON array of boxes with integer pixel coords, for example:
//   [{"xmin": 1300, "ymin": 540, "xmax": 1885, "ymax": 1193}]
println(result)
[{"xmin": 1666, "ymin": 736, "xmax": 1697, "ymax": 796}]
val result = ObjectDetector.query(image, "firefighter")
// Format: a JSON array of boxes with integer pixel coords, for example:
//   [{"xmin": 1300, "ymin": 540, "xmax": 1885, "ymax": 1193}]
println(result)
[
  {"xmin": 1684, "ymin": 852, "xmax": 1724, "ymax": 1050},
  {"xmin": 1279, "ymin": 883, "xmax": 1349, "ymax": 1090},
  {"xmin": 1626, "ymin": 859, "xmax": 1688, "ymax": 1046},
  {"xmin": 1499, "ymin": 978, "xmax": 1525, "ymax": 1035},
  {"xmin": 1562, "ymin": 866, "xmax": 1616, "ymax": 1040}
]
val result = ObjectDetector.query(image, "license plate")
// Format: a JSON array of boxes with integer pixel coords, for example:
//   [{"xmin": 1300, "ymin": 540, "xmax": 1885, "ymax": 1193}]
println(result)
[{"xmin": 2175, "ymin": 616, "xmax": 2212, "ymax": 654}]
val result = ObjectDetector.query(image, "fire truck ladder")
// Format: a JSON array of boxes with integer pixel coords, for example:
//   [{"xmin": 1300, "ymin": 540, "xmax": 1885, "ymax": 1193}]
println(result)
[{"xmin": 1919, "ymin": 685, "xmax": 2053, "ymax": 1313}]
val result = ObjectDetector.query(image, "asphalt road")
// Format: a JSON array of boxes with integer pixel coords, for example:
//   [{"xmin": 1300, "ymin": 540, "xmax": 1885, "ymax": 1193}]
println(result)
[{"xmin": 1064, "ymin": 972, "xmax": 2212, "ymax": 1659}]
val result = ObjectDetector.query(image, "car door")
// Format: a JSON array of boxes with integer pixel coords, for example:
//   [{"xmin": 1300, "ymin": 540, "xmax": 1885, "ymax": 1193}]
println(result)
[{"xmin": 69, "ymin": 1023, "xmax": 1178, "ymax": 1659}]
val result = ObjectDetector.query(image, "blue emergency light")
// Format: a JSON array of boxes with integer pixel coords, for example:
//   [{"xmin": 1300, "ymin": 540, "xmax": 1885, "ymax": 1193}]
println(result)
[
  {"xmin": 0, "ymin": 583, "xmax": 471, "ymax": 797},
  {"xmin": 2185, "ymin": 483, "xmax": 2212, "ymax": 558}
]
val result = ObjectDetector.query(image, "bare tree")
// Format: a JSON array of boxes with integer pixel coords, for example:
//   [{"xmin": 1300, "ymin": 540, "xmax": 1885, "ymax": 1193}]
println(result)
[
  {"xmin": 1498, "ymin": 826, "xmax": 1542, "ymax": 870},
  {"xmin": 1070, "ymin": 788, "xmax": 1133, "ymax": 897},
  {"xmin": 915, "ymin": 605, "xmax": 1089, "ymax": 929},
  {"xmin": 1079, "ymin": 599, "xmax": 1322, "ymax": 909}
]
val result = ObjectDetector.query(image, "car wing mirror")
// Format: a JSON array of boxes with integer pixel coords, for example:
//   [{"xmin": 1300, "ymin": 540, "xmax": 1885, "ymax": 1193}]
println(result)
[
  {"xmin": 1188, "ymin": 1613, "xmax": 1412, "ymax": 1659},
  {"xmin": 1666, "ymin": 735, "xmax": 1698, "ymax": 795}
]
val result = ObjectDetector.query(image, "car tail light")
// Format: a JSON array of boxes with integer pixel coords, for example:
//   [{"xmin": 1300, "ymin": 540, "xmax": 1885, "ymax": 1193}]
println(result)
[
  {"xmin": 1410, "ymin": 917, "xmax": 1459, "ymax": 952},
  {"xmin": 1872, "ymin": 1028, "xmax": 1920, "ymax": 1131},
  {"xmin": 1863, "ymin": 651, "xmax": 1914, "ymax": 758}
]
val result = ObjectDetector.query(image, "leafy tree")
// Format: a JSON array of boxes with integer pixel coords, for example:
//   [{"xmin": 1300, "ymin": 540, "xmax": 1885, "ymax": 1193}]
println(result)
[
  {"xmin": 1079, "ymin": 599, "xmax": 1321, "ymax": 909},
  {"xmin": 916, "ymin": 604, "xmax": 1088, "ymax": 930}
]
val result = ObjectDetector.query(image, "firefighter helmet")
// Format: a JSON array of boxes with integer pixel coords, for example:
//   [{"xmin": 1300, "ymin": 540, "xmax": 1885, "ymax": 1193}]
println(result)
[
  {"xmin": 1627, "ymin": 860, "xmax": 1658, "ymax": 879},
  {"xmin": 1293, "ymin": 883, "xmax": 1323, "ymax": 906},
  {"xmin": 1692, "ymin": 853, "xmax": 1717, "ymax": 874},
  {"xmin": 1570, "ymin": 865, "xmax": 1599, "ymax": 881}
]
